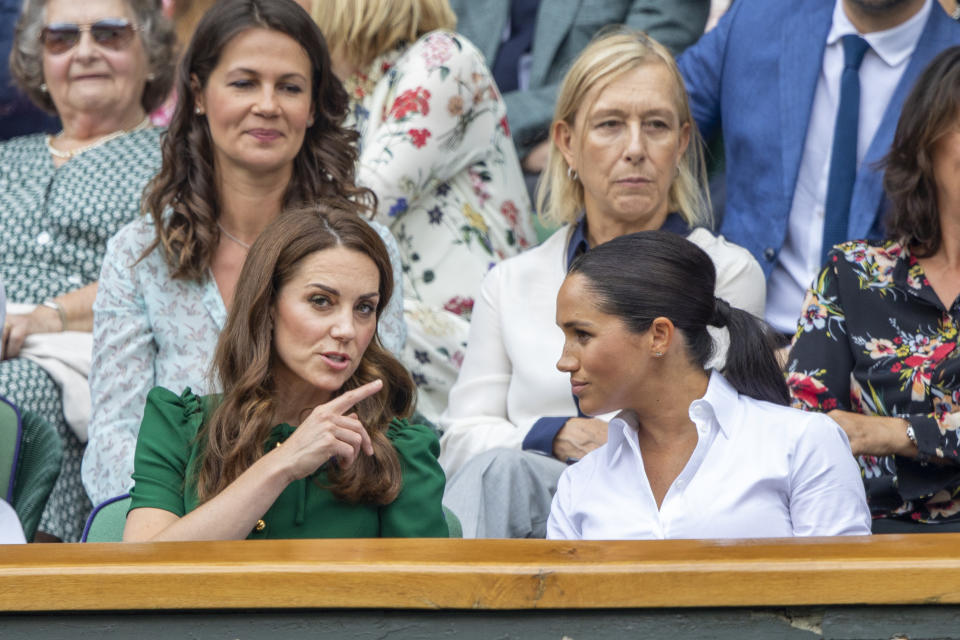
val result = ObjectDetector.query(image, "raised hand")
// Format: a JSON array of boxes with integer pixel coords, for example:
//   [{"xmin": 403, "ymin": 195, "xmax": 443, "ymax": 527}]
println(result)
[{"xmin": 279, "ymin": 379, "xmax": 383, "ymax": 480}]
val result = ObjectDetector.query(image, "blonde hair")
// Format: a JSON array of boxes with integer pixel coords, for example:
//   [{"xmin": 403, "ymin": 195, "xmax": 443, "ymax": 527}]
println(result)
[
  {"xmin": 312, "ymin": 0, "xmax": 456, "ymax": 69},
  {"xmin": 537, "ymin": 29, "xmax": 711, "ymax": 230}
]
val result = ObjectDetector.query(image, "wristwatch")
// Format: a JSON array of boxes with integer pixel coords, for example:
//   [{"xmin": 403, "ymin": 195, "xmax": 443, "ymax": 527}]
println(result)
[
  {"xmin": 41, "ymin": 299, "xmax": 67, "ymax": 331},
  {"xmin": 905, "ymin": 424, "xmax": 928, "ymax": 465}
]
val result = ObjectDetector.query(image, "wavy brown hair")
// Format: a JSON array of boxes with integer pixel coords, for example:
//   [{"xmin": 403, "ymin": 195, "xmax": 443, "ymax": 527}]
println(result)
[
  {"xmin": 144, "ymin": 0, "xmax": 373, "ymax": 281},
  {"xmin": 883, "ymin": 46, "xmax": 960, "ymax": 258},
  {"xmin": 195, "ymin": 206, "xmax": 415, "ymax": 505}
]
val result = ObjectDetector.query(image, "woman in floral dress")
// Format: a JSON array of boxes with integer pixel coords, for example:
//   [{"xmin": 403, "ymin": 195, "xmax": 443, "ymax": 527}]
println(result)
[
  {"xmin": 786, "ymin": 47, "xmax": 960, "ymax": 532},
  {"xmin": 313, "ymin": 0, "xmax": 536, "ymax": 421}
]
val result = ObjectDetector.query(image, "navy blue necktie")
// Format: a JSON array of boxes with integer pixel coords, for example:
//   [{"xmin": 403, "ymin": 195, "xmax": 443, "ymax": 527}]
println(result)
[
  {"xmin": 821, "ymin": 35, "xmax": 870, "ymax": 264},
  {"xmin": 492, "ymin": 0, "xmax": 540, "ymax": 94}
]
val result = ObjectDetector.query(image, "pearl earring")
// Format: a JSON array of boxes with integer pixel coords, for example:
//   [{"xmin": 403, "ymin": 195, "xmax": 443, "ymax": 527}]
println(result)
[{"xmin": 40, "ymin": 83, "xmax": 48, "ymax": 93}]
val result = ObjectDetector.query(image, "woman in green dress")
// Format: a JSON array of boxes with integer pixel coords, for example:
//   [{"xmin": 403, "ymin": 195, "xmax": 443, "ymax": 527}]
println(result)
[{"xmin": 123, "ymin": 208, "xmax": 448, "ymax": 540}]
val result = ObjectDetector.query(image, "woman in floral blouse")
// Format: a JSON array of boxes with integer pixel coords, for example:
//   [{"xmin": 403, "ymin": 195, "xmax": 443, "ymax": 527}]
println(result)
[
  {"xmin": 786, "ymin": 47, "xmax": 960, "ymax": 532},
  {"xmin": 313, "ymin": 0, "xmax": 536, "ymax": 421}
]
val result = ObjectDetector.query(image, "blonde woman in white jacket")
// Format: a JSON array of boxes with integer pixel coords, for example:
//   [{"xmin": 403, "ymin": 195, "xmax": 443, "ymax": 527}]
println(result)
[{"xmin": 439, "ymin": 30, "xmax": 765, "ymax": 538}]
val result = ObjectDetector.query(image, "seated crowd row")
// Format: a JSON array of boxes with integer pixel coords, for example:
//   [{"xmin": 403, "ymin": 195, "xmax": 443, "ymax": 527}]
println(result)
[{"xmin": 1, "ymin": 0, "xmax": 958, "ymax": 544}]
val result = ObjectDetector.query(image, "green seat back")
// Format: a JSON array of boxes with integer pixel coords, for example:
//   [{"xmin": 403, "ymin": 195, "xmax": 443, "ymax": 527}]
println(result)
[
  {"xmin": 83, "ymin": 498, "xmax": 461, "ymax": 540},
  {"xmin": 12, "ymin": 410, "xmax": 62, "ymax": 541},
  {"xmin": 82, "ymin": 495, "xmax": 131, "ymax": 542},
  {"xmin": 443, "ymin": 505, "xmax": 462, "ymax": 538},
  {"xmin": 0, "ymin": 396, "xmax": 20, "ymax": 504}
]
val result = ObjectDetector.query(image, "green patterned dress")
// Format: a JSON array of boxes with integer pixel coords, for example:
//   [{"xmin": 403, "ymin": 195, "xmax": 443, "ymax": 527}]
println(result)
[{"xmin": 0, "ymin": 128, "xmax": 162, "ymax": 541}]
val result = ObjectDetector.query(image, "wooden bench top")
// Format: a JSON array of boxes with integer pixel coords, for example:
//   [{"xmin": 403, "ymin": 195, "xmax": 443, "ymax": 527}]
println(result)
[{"xmin": 2, "ymin": 535, "xmax": 959, "ymax": 611}]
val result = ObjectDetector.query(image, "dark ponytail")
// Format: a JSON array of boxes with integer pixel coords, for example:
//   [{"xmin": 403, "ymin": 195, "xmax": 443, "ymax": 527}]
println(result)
[{"xmin": 568, "ymin": 231, "xmax": 789, "ymax": 405}]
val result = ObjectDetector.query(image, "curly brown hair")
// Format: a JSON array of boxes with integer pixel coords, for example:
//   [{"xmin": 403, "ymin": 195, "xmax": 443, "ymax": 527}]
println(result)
[
  {"xmin": 195, "ymin": 206, "xmax": 414, "ymax": 505},
  {"xmin": 883, "ymin": 46, "xmax": 960, "ymax": 257},
  {"xmin": 143, "ymin": 0, "xmax": 373, "ymax": 281}
]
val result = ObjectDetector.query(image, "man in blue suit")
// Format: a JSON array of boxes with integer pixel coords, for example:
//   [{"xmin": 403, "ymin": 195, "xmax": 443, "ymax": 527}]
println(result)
[{"xmin": 679, "ymin": 0, "xmax": 960, "ymax": 334}]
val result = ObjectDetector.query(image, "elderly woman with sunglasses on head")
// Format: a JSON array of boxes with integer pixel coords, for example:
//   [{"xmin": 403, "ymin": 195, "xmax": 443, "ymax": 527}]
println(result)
[{"xmin": 0, "ymin": 0, "xmax": 174, "ymax": 541}]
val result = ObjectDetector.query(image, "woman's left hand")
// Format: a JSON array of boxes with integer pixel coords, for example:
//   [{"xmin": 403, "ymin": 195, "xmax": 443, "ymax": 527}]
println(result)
[
  {"xmin": 1, "ymin": 309, "xmax": 61, "ymax": 359},
  {"xmin": 827, "ymin": 410, "xmax": 913, "ymax": 457}
]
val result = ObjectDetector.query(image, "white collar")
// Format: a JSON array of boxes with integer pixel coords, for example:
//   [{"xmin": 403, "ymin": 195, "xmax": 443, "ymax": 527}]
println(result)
[
  {"xmin": 606, "ymin": 370, "xmax": 740, "ymax": 457},
  {"xmin": 827, "ymin": 0, "xmax": 931, "ymax": 68}
]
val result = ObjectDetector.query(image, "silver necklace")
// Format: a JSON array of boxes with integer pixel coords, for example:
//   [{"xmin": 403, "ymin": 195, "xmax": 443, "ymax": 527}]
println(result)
[
  {"xmin": 217, "ymin": 222, "xmax": 252, "ymax": 249},
  {"xmin": 46, "ymin": 116, "xmax": 151, "ymax": 160}
]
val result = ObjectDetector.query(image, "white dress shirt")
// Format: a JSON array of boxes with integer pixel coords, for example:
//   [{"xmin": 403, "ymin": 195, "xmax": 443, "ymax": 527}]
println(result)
[
  {"xmin": 765, "ymin": 0, "xmax": 931, "ymax": 333},
  {"xmin": 439, "ymin": 226, "xmax": 766, "ymax": 477},
  {"xmin": 547, "ymin": 372, "xmax": 872, "ymax": 540}
]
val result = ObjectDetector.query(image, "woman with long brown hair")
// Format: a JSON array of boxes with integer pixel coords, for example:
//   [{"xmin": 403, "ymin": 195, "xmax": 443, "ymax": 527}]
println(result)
[
  {"xmin": 787, "ymin": 46, "xmax": 960, "ymax": 533},
  {"xmin": 123, "ymin": 207, "xmax": 447, "ymax": 540},
  {"xmin": 82, "ymin": 0, "xmax": 408, "ymax": 507}
]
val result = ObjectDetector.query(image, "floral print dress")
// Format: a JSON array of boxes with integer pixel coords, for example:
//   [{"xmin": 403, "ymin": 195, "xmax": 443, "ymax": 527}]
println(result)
[
  {"xmin": 343, "ymin": 30, "xmax": 535, "ymax": 421},
  {"xmin": 786, "ymin": 240, "xmax": 960, "ymax": 524}
]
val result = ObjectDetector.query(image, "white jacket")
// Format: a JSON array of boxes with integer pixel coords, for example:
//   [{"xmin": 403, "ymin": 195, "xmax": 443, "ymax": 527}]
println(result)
[{"xmin": 438, "ymin": 224, "xmax": 766, "ymax": 476}]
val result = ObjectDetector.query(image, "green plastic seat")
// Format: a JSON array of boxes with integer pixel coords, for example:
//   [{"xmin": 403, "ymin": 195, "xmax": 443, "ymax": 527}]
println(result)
[
  {"xmin": 0, "ymin": 395, "xmax": 20, "ymax": 505},
  {"xmin": 9, "ymin": 408, "xmax": 62, "ymax": 541},
  {"xmin": 84, "ymin": 497, "xmax": 462, "ymax": 540},
  {"xmin": 82, "ymin": 494, "xmax": 131, "ymax": 542},
  {"xmin": 443, "ymin": 505, "xmax": 462, "ymax": 538}
]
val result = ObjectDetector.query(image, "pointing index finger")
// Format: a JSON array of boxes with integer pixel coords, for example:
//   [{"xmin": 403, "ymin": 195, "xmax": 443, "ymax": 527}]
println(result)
[{"xmin": 324, "ymin": 379, "xmax": 383, "ymax": 415}]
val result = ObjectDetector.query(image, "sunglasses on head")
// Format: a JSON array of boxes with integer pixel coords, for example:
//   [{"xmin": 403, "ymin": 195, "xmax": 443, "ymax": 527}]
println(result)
[{"xmin": 40, "ymin": 18, "xmax": 140, "ymax": 55}]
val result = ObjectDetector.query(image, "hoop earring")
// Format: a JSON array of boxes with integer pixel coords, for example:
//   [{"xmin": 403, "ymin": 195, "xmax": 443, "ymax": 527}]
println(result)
[{"xmin": 567, "ymin": 166, "xmax": 578, "ymax": 181}]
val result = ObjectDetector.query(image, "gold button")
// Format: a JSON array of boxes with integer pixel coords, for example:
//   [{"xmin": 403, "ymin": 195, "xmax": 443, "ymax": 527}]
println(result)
[
  {"xmin": 255, "ymin": 519, "xmax": 266, "ymax": 532},
  {"xmin": 274, "ymin": 441, "xmax": 282, "ymax": 448}
]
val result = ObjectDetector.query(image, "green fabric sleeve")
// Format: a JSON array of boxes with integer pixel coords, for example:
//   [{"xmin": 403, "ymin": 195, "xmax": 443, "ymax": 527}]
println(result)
[
  {"xmin": 128, "ymin": 387, "xmax": 205, "ymax": 518},
  {"xmin": 380, "ymin": 419, "xmax": 449, "ymax": 537}
]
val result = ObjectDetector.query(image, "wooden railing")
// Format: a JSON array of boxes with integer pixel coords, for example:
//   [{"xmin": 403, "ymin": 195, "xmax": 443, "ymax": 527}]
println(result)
[{"xmin": 2, "ymin": 534, "xmax": 960, "ymax": 612}]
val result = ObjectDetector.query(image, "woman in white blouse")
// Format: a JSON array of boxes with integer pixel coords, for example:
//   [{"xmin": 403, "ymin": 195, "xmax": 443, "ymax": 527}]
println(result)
[
  {"xmin": 439, "ymin": 30, "xmax": 765, "ymax": 537},
  {"xmin": 547, "ymin": 231, "xmax": 871, "ymax": 540}
]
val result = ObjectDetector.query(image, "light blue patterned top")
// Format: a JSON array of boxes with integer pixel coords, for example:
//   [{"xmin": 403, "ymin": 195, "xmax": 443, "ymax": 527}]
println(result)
[{"xmin": 82, "ymin": 216, "xmax": 407, "ymax": 505}]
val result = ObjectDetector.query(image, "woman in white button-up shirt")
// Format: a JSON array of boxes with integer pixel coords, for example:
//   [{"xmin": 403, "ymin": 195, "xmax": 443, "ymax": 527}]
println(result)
[{"xmin": 548, "ymin": 231, "xmax": 871, "ymax": 540}]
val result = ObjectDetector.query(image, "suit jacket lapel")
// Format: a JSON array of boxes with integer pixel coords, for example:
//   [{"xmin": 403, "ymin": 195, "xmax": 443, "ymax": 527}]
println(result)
[
  {"xmin": 778, "ymin": 1, "xmax": 834, "ymax": 201},
  {"xmin": 850, "ymin": 6, "xmax": 955, "ymax": 236},
  {"xmin": 530, "ymin": 0, "xmax": 581, "ymax": 87}
]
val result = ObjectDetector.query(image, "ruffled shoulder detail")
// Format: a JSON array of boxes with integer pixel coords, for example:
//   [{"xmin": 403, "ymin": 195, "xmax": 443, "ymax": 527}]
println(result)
[
  {"xmin": 387, "ymin": 418, "xmax": 441, "ymax": 458},
  {"xmin": 144, "ymin": 386, "xmax": 207, "ymax": 438}
]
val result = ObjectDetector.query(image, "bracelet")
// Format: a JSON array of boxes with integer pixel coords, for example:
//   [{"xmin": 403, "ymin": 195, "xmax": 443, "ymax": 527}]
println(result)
[{"xmin": 41, "ymin": 299, "xmax": 67, "ymax": 332}]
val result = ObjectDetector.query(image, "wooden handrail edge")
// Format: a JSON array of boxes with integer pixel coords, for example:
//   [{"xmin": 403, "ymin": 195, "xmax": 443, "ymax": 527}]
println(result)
[{"xmin": 2, "ymin": 536, "xmax": 960, "ymax": 611}]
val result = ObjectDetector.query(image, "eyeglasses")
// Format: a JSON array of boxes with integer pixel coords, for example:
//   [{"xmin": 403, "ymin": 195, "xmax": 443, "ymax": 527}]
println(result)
[{"xmin": 39, "ymin": 19, "xmax": 140, "ymax": 55}]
